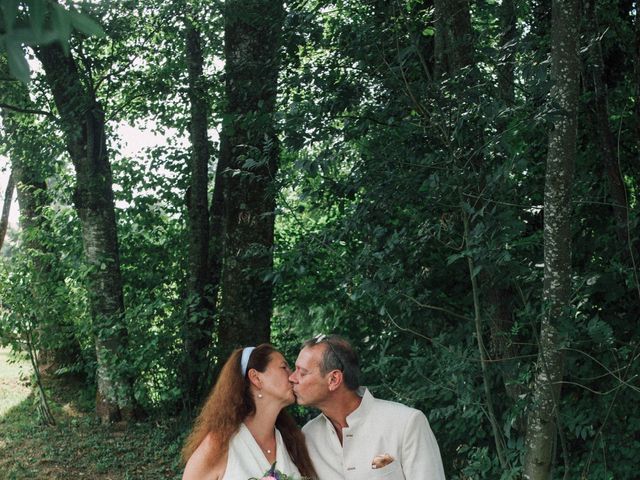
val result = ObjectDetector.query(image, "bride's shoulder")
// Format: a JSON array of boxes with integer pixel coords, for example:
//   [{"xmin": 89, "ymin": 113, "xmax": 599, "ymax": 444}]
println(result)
[{"xmin": 182, "ymin": 433, "xmax": 228, "ymax": 480}]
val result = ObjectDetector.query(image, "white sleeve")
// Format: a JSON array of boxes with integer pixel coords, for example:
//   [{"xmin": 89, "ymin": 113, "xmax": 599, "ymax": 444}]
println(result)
[{"xmin": 401, "ymin": 410, "xmax": 446, "ymax": 479}]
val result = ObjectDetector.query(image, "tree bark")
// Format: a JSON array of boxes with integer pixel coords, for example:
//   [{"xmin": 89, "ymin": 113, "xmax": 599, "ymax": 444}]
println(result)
[
  {"xmin": 634, "ymin": 4, "xmax": 640, "ymax": 217},
  {"xmin": 523, "ymin": 0, "xmax": 579, "ymax": 478},
  {"xmin": 489, "ymin": 0, "xmax": 525, "ymax": 411},
  {"xmin": 498, "ymin": 0, "xmax": 517, "ymax": 106},
  {"xmin": 584, "ymin": 0, "xmax": 630, "ymax": 250},
  {"xmin": 205, "ymin": 138, "xmax": 226, "ymax": 338},
  {"xmin": 181, "ymin": 11, "xmax": 215, "ymax": 409},
  {"xmin": 487, "ymin": 286, "xmax": 525, "ymax": 402},
  {"xmin": 0, "ymin": 169, "xmax": 15, "ymax": 252},
  {"xmin": 413, "ymin": 0, "xmax": 435, "ymax": 80},
  {"xmin": 434, "ymin": 0, "xmax": 473, "ymax": 76},
  {"xmin": 532, "ymin": 0, "xmax": 552, "ymax": 41},
  {"xmin": 433, "ymin": 0, "xmax": 448, "ymax": 79},
  {"xmin": 448, "ymin": 0, "xmax": 474, "ymax": 72},
  {"xmin": 488, "ymin": 0, "xmax": 522, "ymax": 408},
  {"xmin": 217, "ymin": 0, "xmax": 285, "ymax": 357},
  {"xmin": 36, "ymin": 42, "xmax": 135, "ymax": 423}
]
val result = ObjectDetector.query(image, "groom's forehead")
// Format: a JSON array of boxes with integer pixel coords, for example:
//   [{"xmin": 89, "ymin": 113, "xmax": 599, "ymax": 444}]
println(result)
[{"xmin": 296, "ymin": 345, "xmax": 323, "ymax": 367}]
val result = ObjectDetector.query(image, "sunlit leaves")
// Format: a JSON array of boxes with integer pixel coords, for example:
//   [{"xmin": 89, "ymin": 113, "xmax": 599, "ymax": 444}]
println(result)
[{"xmin": 0, "ymin": 0, "xmax": 104, "ymax": 83}]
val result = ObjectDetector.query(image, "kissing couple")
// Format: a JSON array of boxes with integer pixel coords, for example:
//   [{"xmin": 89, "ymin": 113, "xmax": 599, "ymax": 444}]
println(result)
[{"xmin": 181, "ymin": 334, "xmax": 446, "ymax": 480}]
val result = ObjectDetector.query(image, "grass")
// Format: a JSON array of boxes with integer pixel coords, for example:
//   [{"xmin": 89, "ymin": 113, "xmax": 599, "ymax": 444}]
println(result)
[
  {"xmin": 0, "ymin": 349, "xmax": 186, "ymax": 479},
  {"xmin": 0, "ymin": 349, "xmax": 31, "ymax": 417}
]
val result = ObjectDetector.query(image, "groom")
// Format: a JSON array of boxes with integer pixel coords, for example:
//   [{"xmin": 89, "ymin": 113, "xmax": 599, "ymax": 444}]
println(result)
[{"xmin": 289, "ymin": 334, "xmax": 446, "ymax": 480}]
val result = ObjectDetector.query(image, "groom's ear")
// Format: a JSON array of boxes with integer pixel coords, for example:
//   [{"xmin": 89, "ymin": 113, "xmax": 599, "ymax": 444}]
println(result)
[{"xmin": 327, "ymin": 370, "xmax": 343, "ymax": 392}]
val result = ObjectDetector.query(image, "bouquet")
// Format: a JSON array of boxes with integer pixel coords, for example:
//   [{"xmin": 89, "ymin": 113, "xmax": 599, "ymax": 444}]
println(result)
[{"xmin": 249, "ymin": 462, "xmax": 301, "ymax": 480}]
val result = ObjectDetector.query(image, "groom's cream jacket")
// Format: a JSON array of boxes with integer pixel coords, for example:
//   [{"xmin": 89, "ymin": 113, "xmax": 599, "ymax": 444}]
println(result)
[{"xmin": 302, "ymin": 388, "xmax": 446, "ymax": 480}]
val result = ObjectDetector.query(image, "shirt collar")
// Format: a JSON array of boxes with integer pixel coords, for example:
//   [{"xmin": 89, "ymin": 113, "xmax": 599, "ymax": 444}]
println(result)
[
  {"xmin": 321, "ymin": 386, "xmax": 374, "ymax": 429},
  {"xmin": 345, "ymin": 386, "xmax": 373, "ymax": 426}
]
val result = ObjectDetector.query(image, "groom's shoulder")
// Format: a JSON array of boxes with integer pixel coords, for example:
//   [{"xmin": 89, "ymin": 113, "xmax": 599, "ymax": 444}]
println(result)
[
  {"xmin": 364, "ymin": 397, "xmax": 430, "ymax": 439},
  {"xmin": 369, "ymin": 394, "xmax": 426, "ymax": 422}
]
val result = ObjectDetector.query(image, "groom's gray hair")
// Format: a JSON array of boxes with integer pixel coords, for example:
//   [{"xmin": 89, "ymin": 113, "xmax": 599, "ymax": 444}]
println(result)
[{"xmin": 303, "ymin": 334, "xmax": 360, "ymax": 391}]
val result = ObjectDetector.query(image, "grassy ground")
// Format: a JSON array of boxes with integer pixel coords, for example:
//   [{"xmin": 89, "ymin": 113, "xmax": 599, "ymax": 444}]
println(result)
[
  {"xmin": 0, "ymin": 349, "xmax": 31, "ymax": 417},
  {"xmin": 0, "ymin": 349, "xmax": 185, "ymax": 479}
]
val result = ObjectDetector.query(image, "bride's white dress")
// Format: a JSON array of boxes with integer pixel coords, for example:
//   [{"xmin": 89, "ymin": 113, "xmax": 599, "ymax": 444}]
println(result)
[{"xmin": 222, "ymin": 423, "xmax": 301, "ymax": 479}]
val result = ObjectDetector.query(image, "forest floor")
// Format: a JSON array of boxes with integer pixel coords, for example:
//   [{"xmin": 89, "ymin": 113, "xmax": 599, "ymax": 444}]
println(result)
[
  {"xmin": 0, "ymin": 348, "xmax": 184, "ymax": 479},
  {"xmin": 0, "ymin": 349, "xmax": 30, "ymax": 418}
]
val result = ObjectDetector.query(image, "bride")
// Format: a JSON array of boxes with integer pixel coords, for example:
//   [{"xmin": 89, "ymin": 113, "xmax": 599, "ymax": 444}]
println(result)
[{"xmin": 182, "ymin": 344, "xmax": 317, "ymax": 479}]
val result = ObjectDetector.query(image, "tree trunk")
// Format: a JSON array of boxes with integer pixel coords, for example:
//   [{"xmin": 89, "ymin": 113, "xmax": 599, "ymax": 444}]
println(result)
[
  {"xmin": 208, "ymin": 151, "xmax": 226, "ymax": 309},
  {"xmin": 433, "ymin": 0, "xmax": 448, "ymax": 79},
  {"xmin": 195, "ymin": 113, "xmax": 229, "ymax": 387},
  {"xmin": 585, "ymin": 0, "xmax": 630, "ymax": 250},
  {"xmin": 413, "ymin": 0, "xmax": 435, "ymax": 80},
  {"xmin": 36, "ymin": 43, "xmax": 135, "ymax": 423},
  {"xmin": 203, "ymin": 138, "xmax": 227, "ymax": 374},
  {"xmin": 0, "ymin": 169, "xmax": 15, "ymax": 252},
  {"xmin": 532, "ymin": 0, "xmax": 553, "ymax": 41},
  {"xmin": 181, "ymin": 11, "xmax": 215, "ymax": 410},
  {"xmin": 487, "ymin": 287, "xmax": 526, "ymax": 402},
  {"xmin": 217, "ymin": 0, "xmax": 285, "ymax": 357},
  {"xmin": 498, "ymin": 0, "xmax": 517, "ymax": 106},
  {"xmin": 523, "ymin": 0, "xmax": 579, "ymax": 478},
  {"xmin": 633, "ymin": 4, "xmax": 640, "ymax": 223},
  {"xmin": 434, "ymin": 0, "xmax": 473, "ymax": 76},
  {"xmin": 448, "ymin": 0, "xmax": 474, "ymax": 72}
]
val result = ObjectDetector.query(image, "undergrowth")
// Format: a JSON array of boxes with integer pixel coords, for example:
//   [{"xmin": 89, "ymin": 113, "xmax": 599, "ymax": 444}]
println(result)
[{"xmin": 0, "ymin": 371, "xmax": 185, "ymax": 480}]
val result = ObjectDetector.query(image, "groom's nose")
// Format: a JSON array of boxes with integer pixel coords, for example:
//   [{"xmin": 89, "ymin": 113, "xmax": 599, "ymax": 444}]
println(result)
[{"xmin": 288, "ymin": 370, "xmax": 298, "ymax": 383}]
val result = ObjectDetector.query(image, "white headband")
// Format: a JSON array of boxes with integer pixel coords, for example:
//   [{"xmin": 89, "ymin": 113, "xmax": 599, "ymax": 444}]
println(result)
[{"xmin": 240, "ymin": 347, "xmax": 256, "ymax": 376}]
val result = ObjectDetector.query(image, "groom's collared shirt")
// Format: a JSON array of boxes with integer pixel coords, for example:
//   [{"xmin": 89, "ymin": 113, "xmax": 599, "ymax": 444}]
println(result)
[{"xmin": 302, "ymin": 388, "xmax": 446, "ymax": 480}]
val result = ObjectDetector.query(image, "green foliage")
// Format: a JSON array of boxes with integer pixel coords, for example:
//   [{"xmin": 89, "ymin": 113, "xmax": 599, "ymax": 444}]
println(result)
[
  {"xmin": 0, "ymin": 199, "xmax": 89, "ymax": 373},
  {"xmin": 110, "ymin": 141, "xmax": 192, "ymax": 412},
  {"xmin": 0, "ymin": 0, "xmax": 104, "ymax": 82}
]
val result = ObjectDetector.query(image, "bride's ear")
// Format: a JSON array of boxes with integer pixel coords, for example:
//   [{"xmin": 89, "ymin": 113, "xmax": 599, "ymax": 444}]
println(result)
[{"xmin": 247, "ymin": 368, "xmax": 262, "ymax": 390}]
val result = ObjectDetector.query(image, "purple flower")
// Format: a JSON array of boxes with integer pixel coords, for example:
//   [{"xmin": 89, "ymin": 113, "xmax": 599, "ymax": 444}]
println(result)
[
  {"xmin": 253, "ymin": 462, "xmax": 287, "ymax": 480},
  {"xmin": 266, "ymin": 462, "xmax": 281, "ymax": 479}
]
